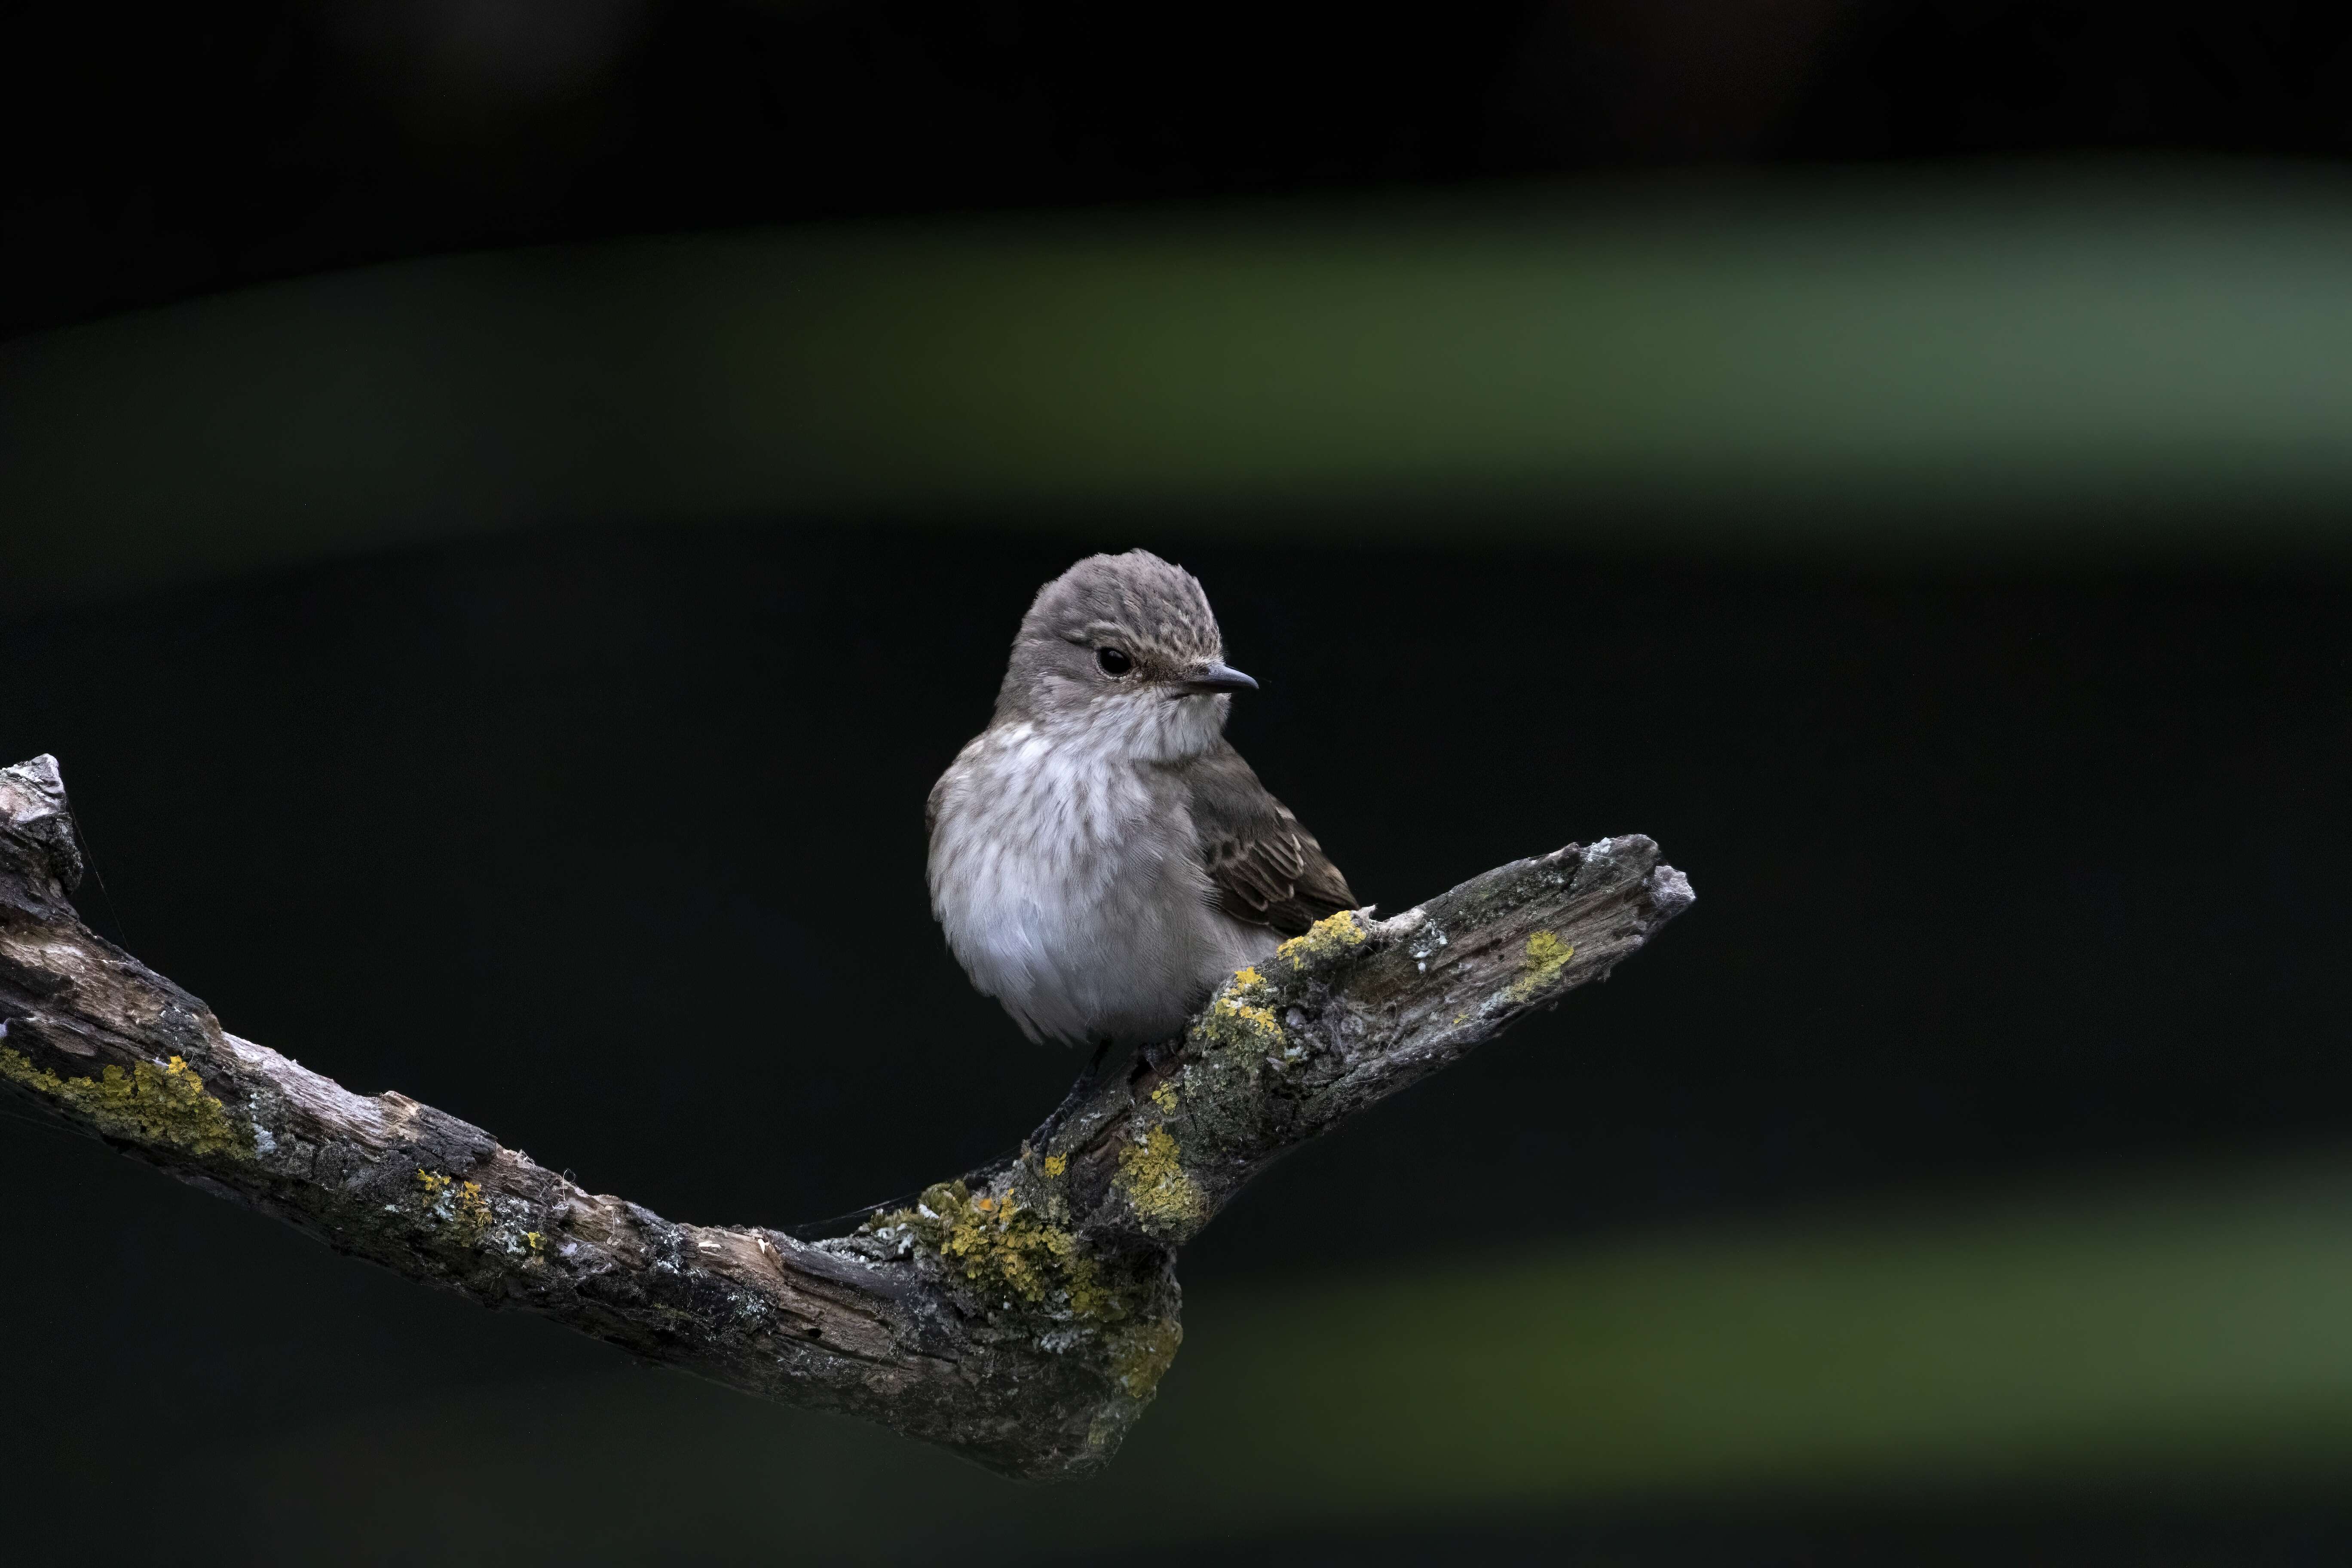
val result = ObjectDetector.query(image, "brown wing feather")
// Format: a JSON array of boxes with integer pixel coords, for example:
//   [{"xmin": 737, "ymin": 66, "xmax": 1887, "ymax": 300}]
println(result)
[{"xmin": 1186, "ymin": 741, "xmax": 1356, "ymax": 938}]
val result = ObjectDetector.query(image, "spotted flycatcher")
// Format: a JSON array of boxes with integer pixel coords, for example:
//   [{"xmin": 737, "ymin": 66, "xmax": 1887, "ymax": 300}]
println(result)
[{"xmin": 928, "ymin": 550, "xmax": 1356, "ymax": 1048}]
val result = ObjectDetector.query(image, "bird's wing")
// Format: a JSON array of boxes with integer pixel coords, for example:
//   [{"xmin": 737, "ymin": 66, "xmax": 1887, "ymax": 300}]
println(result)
[{"xmin": 1185, "ymin": 740, "xmax": 1356, "ymax": 939}]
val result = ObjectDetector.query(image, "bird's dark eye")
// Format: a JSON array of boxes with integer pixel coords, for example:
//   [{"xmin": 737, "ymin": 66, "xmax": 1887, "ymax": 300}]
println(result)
[{"xmin": 1096, "ymin": 647, "xmax": 1133, "ymax": 676}]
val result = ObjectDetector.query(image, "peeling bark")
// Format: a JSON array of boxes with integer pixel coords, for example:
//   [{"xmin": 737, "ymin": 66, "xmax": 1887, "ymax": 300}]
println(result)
[{"xmin": 0, "ymin": 753, "xmax": 1693, "ymax": 1479}]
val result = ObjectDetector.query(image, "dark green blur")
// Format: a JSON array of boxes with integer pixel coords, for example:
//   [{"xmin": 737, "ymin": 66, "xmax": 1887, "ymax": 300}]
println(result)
[
  {"xmin": 7, "ymin": 163, "xmax": 2352, "ymax": 1563},
  {"xmin": 14, "ymin": 162, "xmax": 2352, "ymax": 605},
  {"xmin": 235, "ymin": 1157, "xmax": 2352, "ymax": 1561}
]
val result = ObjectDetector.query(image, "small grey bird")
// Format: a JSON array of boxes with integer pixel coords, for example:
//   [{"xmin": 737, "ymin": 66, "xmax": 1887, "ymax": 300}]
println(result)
[{"xmin": 927, "ymin": 550, "xmax": 1356, "ymax": 1048}]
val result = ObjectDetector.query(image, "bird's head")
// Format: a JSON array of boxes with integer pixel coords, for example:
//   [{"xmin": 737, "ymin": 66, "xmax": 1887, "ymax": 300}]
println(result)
[{"xmin": 996, "ymin": 550, "xmax": 1256, "ymax": 759}]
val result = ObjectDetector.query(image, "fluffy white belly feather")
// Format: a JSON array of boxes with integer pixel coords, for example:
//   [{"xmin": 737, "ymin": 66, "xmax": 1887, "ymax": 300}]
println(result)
[{"xmin": 928, "ymin": 718, "xmax": 1269, "ymax": 1045}]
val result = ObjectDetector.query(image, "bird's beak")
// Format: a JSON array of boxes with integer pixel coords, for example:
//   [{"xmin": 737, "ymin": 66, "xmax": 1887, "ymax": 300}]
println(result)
[{"xmin": 1179, "ymin": 661, "xmax": 1259, "ymax": 695}]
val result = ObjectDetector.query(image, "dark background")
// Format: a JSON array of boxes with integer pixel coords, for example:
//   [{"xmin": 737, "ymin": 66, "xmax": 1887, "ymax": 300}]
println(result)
[
  {"xmin": 12, "ymin": 0, "xmax": 2352, "ymax": 342},
  {"xmin": 7, "ymin": 3, "xmax": 2352, "ymax": 1564}
]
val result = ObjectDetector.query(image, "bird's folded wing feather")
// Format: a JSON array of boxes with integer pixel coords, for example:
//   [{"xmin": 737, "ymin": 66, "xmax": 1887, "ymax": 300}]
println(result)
[{"xmin": 1186, "ymin": 741, "xmax": 1356, "ymax": 938}]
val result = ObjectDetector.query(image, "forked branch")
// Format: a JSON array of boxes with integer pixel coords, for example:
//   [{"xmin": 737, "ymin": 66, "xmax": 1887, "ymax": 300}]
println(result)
[{"xmin": 0, "ymin": 754, "xmax": 1691, "ymax": 1479}]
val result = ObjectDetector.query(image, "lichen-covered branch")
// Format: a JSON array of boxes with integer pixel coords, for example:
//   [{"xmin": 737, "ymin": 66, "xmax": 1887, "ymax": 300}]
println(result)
[{"xmin": 0, "ymin": 753, "xmax": 1693, "ymax": 1479}]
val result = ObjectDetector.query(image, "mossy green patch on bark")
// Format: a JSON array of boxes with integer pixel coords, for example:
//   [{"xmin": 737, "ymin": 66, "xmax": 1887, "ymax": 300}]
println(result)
[
  {"xmin": 1275, "ymin": 909, "xmax": 1371, "ymax": 971},
  {"xmin": 1109, "ymin": 1317, "xmax": 1183, "ymax": 1399},
  {"xmin": 0, "ymin": 1047, "xmax": 249, "ymax": 1160},
  {"xmin": 876, "ymin": 1180, "xmax": 1115, "ymax": 1319},
  {"xmin": 416, "ymin": 1168, "xmax": 496, "ymax": 1245},
  {"xmin": 1114, "ymin": 1127, "xmax": 1206, "ymax": 1237},
  {"xmin": 1192, "ymin": 966, "xmax": 1290, "ymax": 1062},
  {"xmin": 1507, "ymin": 930, "xmax": 1575, "ymax": 1002}
]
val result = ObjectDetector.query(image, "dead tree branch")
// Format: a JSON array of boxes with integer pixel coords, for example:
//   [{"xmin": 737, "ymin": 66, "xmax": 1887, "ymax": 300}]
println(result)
[{"xmin": 0, "ymin": 753, "xmax": 1692, "ymax": 1479}]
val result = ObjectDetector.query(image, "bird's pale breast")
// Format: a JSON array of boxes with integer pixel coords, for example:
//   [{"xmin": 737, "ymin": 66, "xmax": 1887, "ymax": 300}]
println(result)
[{"xmin": 928, "ymin": 715, "xmax": 1270, "ymax": 1045}]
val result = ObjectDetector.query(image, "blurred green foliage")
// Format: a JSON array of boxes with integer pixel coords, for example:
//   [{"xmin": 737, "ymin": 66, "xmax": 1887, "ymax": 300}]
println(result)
[
  {"xmin": 13, "ymin": 162, "xmax": 2352, "ymax": 604},
  {"xmin": 10, "ymin": 162, "xmax": 2352, "ymax": 1559},
  {"xmin": 229, "ymin": 1155, "xmax": 2352, "ymax": 1561}
]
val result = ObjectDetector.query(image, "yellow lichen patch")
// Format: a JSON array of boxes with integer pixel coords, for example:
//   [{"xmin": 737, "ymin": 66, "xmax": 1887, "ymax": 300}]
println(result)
[
  {"xmin": 416, "ymin": 1169, "xmax": 496, "ymax": 1244},
  {"xmin": 1109, "ymin": 1317, "xmax": 1183, "ymax": 1399},
  {"xmin": 1149, "ymin": 1081, "xmax": 1180, "ymax": 1112},
  {"xmin": 1507, "ymin": 931, "xmax": 1576, "ymax": 1002},
  {"xmin": 1114, "ymin": 1127, "xmax": 1206, "ymax": 1237},
  {"xmin": 1191, "ymin": 962, "xmax": 1291, "ymax": 1059},
  {"xmin": 1223, "ymin": 995, "xmax": 1282, "ymax": 1043},
  {"xmin": 454, "ymin": 1180, "xmax": 493, "ymax": 1242},
  {"xmin": 0, "ymin": 1049, "xmax": 248, "ymax": 1160},
  {"xmin": 1196, "ymin": 988, "xmax": 1286, "ymax": 1059},
  {"xmin": 879, "ymin": 1180, "xmax": 1113, "ymax": 1319},
  {"xmin": 1042, "ymin": 1154, "xmax": 1068, "ymax": 1179},
  {"xmin": 1062, "ymin": 1259, "xmax": 1114, "ymax": 1320},
  {"xmin": 1275, "ymin": 910, "xmax": 1370, "ymax": 970}
]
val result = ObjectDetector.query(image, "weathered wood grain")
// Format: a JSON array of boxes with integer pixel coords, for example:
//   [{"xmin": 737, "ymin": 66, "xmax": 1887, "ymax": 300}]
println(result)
[{"xmin": 0, "ymin": 753, "xmax": 1691, "ymax": 1478}]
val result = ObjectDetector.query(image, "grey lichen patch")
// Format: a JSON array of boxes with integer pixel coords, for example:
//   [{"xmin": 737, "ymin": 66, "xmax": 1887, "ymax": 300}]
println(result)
[
  {"xmin": 1506, "ymin": 931, "xmax": 1575, "ymax": 1003},
  {"xmin": 1429, "ymin": 850, "xmax": 1586, "ymax": 940},
  {"xmin": 0, "ymin": 1047, "xmax": 250, "ymax": 1160},
  {"xmin": 1404, "ymin": 915, "xmax": 1451, "ymax": 971},
  {"xmin": 871, "ymin": 1180, "xmax": 1117, "ymax": 1320},
  {"xmin": 1112, "ymin": 1127, "xmax": 1207, "ymax": 1238},
  {"xmin": 1274, "ymin": 910, "xmax": 1372, "ymax": 972}
]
